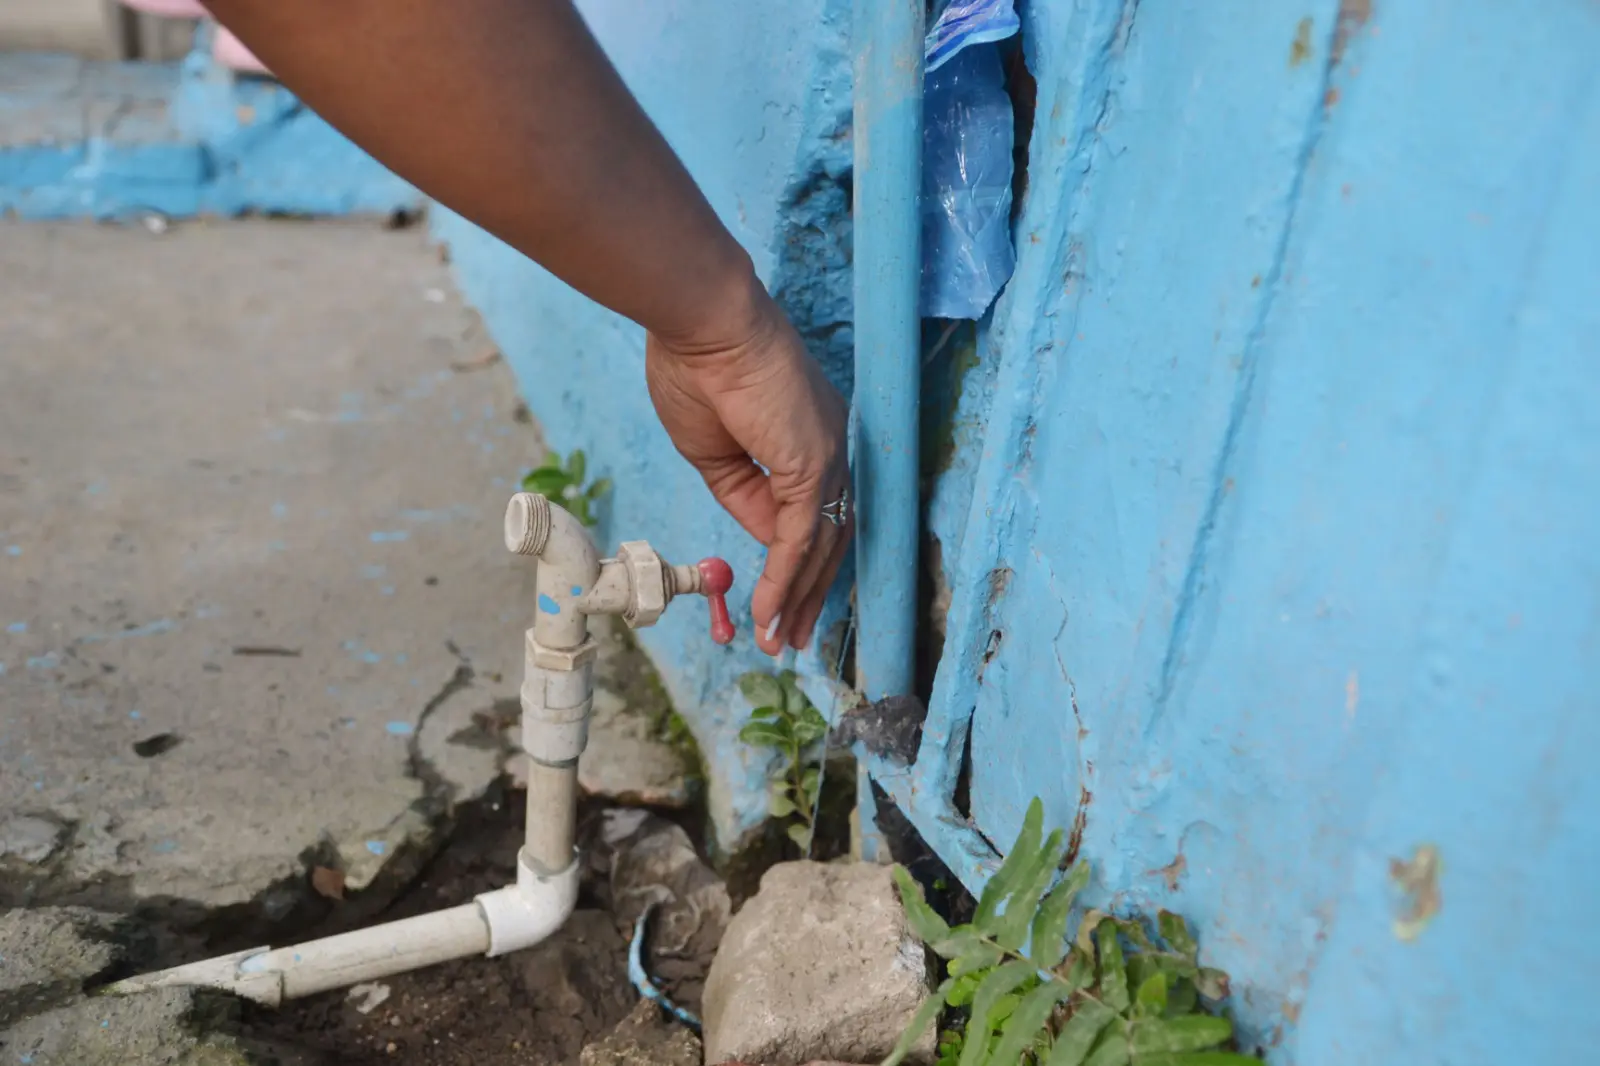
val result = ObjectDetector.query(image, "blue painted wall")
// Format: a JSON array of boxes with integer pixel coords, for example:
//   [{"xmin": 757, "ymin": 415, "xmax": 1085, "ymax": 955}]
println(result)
[
  {"xmin": 434, "ymin": 0, "xmax": 856, "ymax": 855},
  {"xmin": 0, "ymin": 45, "xmax": 416, "ymax": 219},
  {"xmin": 875, "ymin": 1, "xmax": 1600, "ymax": 1063},
  {"xmin": 444, "ymin": 0, "xmax": 1600, "ymax": 1062}
]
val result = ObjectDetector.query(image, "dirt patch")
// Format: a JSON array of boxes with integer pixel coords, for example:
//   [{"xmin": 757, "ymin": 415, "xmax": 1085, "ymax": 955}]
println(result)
[{"xmin": 234, "ymin": 794, "xmax": 710, "ymax": 1066}]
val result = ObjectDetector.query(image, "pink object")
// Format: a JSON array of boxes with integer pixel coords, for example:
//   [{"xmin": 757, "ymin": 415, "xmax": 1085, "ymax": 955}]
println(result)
[
  {"xmin": 118, "ymin": 0, "xmax": 207, "ymax": 16},
  {"xmin": 697, "ymin": 558, "xmax": 736, "ymax": 645},
  {"xmin": 210, "ymin": 25, "xmax": 269, "ymax": 75}
]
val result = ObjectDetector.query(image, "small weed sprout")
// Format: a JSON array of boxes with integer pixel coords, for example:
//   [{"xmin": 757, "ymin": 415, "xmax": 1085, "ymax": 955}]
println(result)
[
  {"xmin": 887, "ymin": 797, "xmax": 1251, "ymax": 1066},
  {"xmin": 737, "ymin": 670, "xmax": 828, "ymax": 851},
  {"xmin": 520, "ymin": 448, "xmax": 611, "ymax": 527}
]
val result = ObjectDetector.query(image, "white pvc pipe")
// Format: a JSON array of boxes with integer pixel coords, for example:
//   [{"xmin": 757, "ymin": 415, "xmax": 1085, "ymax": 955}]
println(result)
[{"xmin": 111, "ymin": 495, "xmax": 715, "ymax": 1007}]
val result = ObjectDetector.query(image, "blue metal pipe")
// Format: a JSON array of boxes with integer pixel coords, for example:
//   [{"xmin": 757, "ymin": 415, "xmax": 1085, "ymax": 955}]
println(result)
[{"xmin": 852, "ymin": 0, "xmax": 925, "ymax": 701}]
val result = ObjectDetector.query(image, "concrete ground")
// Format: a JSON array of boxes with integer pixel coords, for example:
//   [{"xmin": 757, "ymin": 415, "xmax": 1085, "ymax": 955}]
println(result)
[{"xmin": 0, "ymin": 218, "xmax": 543, "ymax": 917}]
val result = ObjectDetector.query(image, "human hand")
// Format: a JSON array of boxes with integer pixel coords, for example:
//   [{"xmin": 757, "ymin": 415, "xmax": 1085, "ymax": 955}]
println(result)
[{"xmin": 645, "ymin": 277, "xmax": 850, "ymax": 656}]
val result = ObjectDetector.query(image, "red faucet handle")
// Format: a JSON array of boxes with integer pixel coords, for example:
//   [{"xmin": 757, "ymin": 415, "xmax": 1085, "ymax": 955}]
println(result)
[{"xmin": 696, "ymin": 557, "xmax": 735, "ymax": 645}]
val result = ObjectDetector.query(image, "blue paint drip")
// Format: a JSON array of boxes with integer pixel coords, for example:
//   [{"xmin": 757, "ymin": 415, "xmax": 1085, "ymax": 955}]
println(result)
[{"xmin": 538, "ymin": 594, "xmax": 561, "ymax": 615}]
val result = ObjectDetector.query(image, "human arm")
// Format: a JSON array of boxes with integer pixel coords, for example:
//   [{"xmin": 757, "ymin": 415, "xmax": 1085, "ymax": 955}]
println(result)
[{"xmin": 204, "ymin": 0, "xmax": 851, "ymax": 653}]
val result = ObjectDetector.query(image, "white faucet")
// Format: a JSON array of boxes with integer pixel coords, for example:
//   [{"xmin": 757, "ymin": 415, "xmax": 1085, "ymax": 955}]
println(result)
[{"xmin": 110, "ymin": 493, "xmax": 734, "ymax": 1005}]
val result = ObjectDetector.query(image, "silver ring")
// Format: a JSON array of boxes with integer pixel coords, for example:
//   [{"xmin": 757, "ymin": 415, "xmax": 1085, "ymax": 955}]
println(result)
[{"xmin": 821, "ymin": 487, "xmax": 850, "ymax": 527}]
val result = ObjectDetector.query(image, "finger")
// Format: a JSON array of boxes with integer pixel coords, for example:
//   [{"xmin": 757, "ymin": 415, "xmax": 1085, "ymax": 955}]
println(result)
[
  {"xmin": 779, "ymin": 476, "xmax": 848, "ymax": 646},
  {"xmin": 697, "ymin": 454, "xmax": 778, "ymax": 546},
  {"xmin": 751, "ymin": 498, "xmax": 822, "ymax": 656},
  {"xmin": 787, "ymin": 513, "xmax": 852, "ymax": 650}
]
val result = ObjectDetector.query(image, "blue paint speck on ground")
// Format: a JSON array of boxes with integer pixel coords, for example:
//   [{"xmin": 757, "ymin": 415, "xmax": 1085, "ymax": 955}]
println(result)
[
  {"xmin": 129, "ymin": 710, "xmax": 141, "ymax": 720},
  {"xmin": 194, "ymin": 605, "xmax": 223, "ymax": 619},
  {"xmin": 381, "ymin": 585, "xmax": 396, "ymax": 596},
  {"xmin": 385, "ymin": 721, "xmax": 413, "ymax": 737},
  {"xmin": 5, "ymin": 545, "xmax": 20, "ymax": 556},
  {"xmin": 365, "ymin": 840, "xmax": 386, "ymax": 856},
  {"xmin": 26, "ymin": 654, "xmax": 58, "ymax": 670},
  {"xmin": 360, "ymin": 651, "xmax": 382, "ymax": 664},
  {"xmin": 570, "ymin": 585, "xmax": 584, "ymax": 596},
  {"xmin": 151, "ymin": 839, "xmax": 178, "ymax": 854},
  {"xmin": 395, "ymin": 653, "xmax": 408, "ymax": 665},
  {"xmin": 342, "ymin": 640, "xmax": 357, "ymax": 651},
  {"xmin": 369, "ymin": 531, "xmax": 409, "ymax": 543},
  {"xmin": 539, "ymin": 594, "xmax": 561, "ymax": 615},
  {"xmin": 361, "ymin": 564, "xmax": 387, "ymax": 579},
  {"xmin": 0, "ymin": 663, "xmax": 7, "ymax": 676},
  {"xmin": 270, "ymin": 502, "xmax": 288, "ymax": 518},
  {"xmin": 87, "ymin": 482, "xmax": 106, "ymax": 495},
  {"xmin": 326, "ymin": 685, "xmax": 340, "ymax": 696},
  {"xmin": 268, "ymin": 540, "xmax": 288, "ymax": 552},
  {"xmin": 7, "ymin": 622, "xmax": 25, "ymax": 633}
]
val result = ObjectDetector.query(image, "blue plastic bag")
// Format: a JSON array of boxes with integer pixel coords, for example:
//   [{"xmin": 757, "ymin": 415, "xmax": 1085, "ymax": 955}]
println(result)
[{"xmin": 920, "ymin": 0, "xmax": 1019, "ymax": 320}]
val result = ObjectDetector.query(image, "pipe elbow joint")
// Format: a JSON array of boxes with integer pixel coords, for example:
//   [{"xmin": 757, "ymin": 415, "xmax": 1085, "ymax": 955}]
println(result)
[{"xmin": 474, "ymin": 849, "xmax": 580, "ymax": 957}]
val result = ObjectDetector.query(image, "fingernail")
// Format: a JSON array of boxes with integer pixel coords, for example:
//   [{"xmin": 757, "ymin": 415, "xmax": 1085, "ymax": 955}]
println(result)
[{"xmin": 765, "ymin": 614, "xmax": 783, "ymax": 644}]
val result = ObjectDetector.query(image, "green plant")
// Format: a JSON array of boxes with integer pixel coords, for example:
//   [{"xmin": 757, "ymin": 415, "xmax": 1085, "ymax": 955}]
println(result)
[
  {"xmin": 520, "ymin": 448, "xmax": 611, "ymax": 527},
  {"xmin": 737, "ymin": 670, "xmax": 828, "ymax": 851},
  {"xmin": 887, "ymin": 798, "xmax": 1251, "ymax": 1066}
]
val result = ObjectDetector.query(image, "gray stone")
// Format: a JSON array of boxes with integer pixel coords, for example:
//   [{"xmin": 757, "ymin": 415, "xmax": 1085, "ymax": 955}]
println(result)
[
  {"xmin": 3, "ymin": 985, "xmax": 251, "ymax": 1066},
  {"xmin": 579, "ymin": 999, "xmax": 702, "ymax": 1066},
  {"xmin": 702, "ymin": 861, "xmax": 935, "ymax": 1066},
  {"xmin": 0, "ymin": 219, "xmax": 538, "ymax": 911},
  {"xmin": 578, "ymin": 687, "xmax": 694, "ymax": 809},
  {"xmin": 0, "ymin": 906, "xmax": 249, "ymax": 1065},
  {"xmin": 0, "ymin": 813, "xmax": 67, "ymax": 865},
  {"xmin": 603, "ymin": 810, "xmax": 730, "ymax": 975}
]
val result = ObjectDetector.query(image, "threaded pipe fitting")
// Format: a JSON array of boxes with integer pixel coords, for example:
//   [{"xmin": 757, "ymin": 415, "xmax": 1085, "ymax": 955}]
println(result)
[{"xmin": 504, "ymin": 493, "xmax": 552, "ymax": 557}]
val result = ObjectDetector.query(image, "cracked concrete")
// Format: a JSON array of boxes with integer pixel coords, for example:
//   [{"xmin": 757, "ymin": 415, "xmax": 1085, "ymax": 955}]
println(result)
[{"xmin": 0, "ymin": 218, "xmax": 542, "ymax": 916}]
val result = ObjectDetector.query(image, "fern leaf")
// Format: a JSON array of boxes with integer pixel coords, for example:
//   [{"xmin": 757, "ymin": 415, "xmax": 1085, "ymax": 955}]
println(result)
[
  {"xmin": 1134, "ymin": 972, "xmax": 1168, "ymax": 1017},
  {"xmin": 1135, "ymin": 1054, "xmax": 1259, "ymax": 1066},
  {"xmin": 958, "ymin": 961, "xmax": 1037, "ymax": 1066},
  {"xmin": 1128, "ymin": 1015, "xmax": 1232, "ymax": 1055},
  {"xmin": 1158, "ymin": 911, "xmax": 1198, "ymax": 960},
  {"xmin": 1042, "ymin": 999, "xmax": 1117, "ymax": 1066},
  {"xmin": 1096, "ymin": 919, "xmax": 1129, "ymax": 1013},
  {"xmin": 1164, "ymin": 978, "xmax": 1198, "ymax": 1019},
  {"xmin": 986, "ymin": 978, "xmax": 1074, "ymax": 1066},
  {"xmin": 881, "ymin": 977, "xmax": 953, "ymax": 1066},
  {"xmin": 997, "ymin": 829, "xmax": 1065, "ymax": 951},
  {"xmin": 949, "ymin": 941, "xmax": 1006, "ymax": 975},
  {"xmin": 1030, "ymin": 861, "xmax": 1090, "ymax": 968},
  {"xmin": 1075, "ymin": 909, "xmax": 1107, "ymax": 956},
  {"xmin": 1081, "ymin": 1031, "xmax": 1129, "ymax": 1066},
  {"xmin": 975, "ymin": 798, "xmax": 1044, "ymax": 929},
  {"xmin": 892, "ymin": 865, "xmax": 952, "ymax": 946}
]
